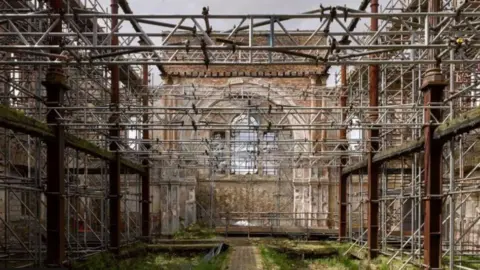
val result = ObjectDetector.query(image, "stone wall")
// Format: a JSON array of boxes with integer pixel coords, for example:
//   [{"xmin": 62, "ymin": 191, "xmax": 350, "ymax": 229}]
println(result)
[{"xmin": 151, "ymin": 68, "xmax": 339, "ymax": 233}]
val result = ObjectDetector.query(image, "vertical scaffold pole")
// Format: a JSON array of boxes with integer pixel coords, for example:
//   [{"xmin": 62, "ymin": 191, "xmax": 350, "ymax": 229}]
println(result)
[{"xmin": 367, "ymin": 0, "xmax": 380, "ymax": 260}]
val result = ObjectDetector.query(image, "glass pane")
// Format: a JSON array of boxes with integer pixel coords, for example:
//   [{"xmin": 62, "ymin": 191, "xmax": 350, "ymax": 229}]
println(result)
[{"xmin": 231, "ymin": 115, "xmax": 258, "ymax": 174}]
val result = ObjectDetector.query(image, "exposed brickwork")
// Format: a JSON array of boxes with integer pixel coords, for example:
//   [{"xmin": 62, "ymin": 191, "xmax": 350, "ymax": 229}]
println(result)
[
  {"xmin": 170, "ymin": 74, "xmax": 327, "ymax": 88},
  {"xmin": 165, "ymin": 64, "xmax": 326, "ymax": 78},
  {"xmin": 163, "ymin": 33, "xmax": 327, "ymax": 78}
]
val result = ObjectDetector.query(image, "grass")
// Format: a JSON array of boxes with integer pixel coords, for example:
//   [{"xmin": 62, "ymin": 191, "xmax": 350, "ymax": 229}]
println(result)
[
  {"xmin": 72, "ymin": 240, "xmax": 230, "ymax": 270},
  {"xmin": 371, "ymin": 256, "xmax": 401, "ymax": 270},
  {"xmin": 258, "ymin": 240, "xmax": 420, "ymax": 270},
  {"xmin": 259, "ymin": 244, "xmax": 307, "ymax": 270},
  {"xmin": 73, "ymin": 250, "xmax": 230, "ymax": 270},
  {"xmin": 195, "ymin": 249, "xmax": 230, "ymax": 270},
  {"xmin": 311, "ymin": 256, "xmax": 360, "ymax": 270},
  {"xmin": 73, "ymin": 240, "xmax": 421, "ymax": 270},
  {"xmin": 259, "ymin": 243, "xmax": 361, "ymax": 270},
  {"xmin": 443, "ymin": 254, "xmax": 480, "ymax": 270},
  {"xmin": 72, "ymin": 252, "xmax": 117, "ymax": 270},
  {"xmin": 120, "ymin": 253, "xmax": 200, "ymax": 270}
]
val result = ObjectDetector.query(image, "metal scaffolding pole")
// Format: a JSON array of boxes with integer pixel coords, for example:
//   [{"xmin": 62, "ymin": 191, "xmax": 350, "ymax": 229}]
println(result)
[
  {"xmin": 339, "ymin": 65, "xmax": 348, "ymax": 240},
  {"xmin": 44, "ymin": 0, "xmax": 66, "ymax": 266},
  {"xmin": 141, "ymin": 63, "xmax": 150, "ymax": 238},
  {"xmin": 423, "ymin": 1, "xmax": 447, "ymax": 268},
  {"xmin": 367, "ymin": 0, "xmax": 379, "ymax": 260},
  {"xmin": 422, "ymin": 69, "xmax": 446, "ymax": 269},
  {"xmin": 109, "ymin": 0, "xmax": 121, "ymax": 254}
]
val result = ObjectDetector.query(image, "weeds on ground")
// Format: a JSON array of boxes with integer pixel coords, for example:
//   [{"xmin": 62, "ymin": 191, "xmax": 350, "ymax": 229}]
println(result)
[
  {"xmin": 72, "ymin": 241, "xmax": 229, "ymax": 270},
  {"xmin": 72, "ymin": 252, "xmax": 116, "ymax": 270},
  {"xmin": 258, "ymin": 241, "xmax": 408, "ymax": 270},
  {"xmin": 74, "ymin": 251, "xmax": 229, "ymax": 270},
  {"xmin": 195, "ymin": 249, "xmax": 230, "ymax": 270},
  {"xmin": 311, "ymin": 253, "xmax": 360, "ymax": 270},
  {"xmin": 443, "ymin": 254, "xmax": 480, "ymax": 270},
  {"xmin": 259, "ymin": 244, "xmax": 308, "ymax": 270},
  {"xmin": 371, "ymin": 255, "xmax": 419, "ymax": 270},
  {"xmin": 173, "ymin": 222, "xmax": 216, "ymax": 240}
]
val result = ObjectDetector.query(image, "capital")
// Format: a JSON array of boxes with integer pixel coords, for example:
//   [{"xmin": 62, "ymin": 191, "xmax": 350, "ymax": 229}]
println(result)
[{"xmin": 160, "ymin": 75, "xmax": 174, "ymax": 85}]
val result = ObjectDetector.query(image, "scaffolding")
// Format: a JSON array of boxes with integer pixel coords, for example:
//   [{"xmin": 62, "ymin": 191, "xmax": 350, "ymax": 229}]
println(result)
[{"xmin": 0, "ymin": 0, "xmax": 478, "ymax": 269}]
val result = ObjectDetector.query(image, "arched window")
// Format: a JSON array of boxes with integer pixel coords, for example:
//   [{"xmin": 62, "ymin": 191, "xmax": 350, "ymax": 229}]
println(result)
[
  {"xmin": 231, "ymin": 115, "xmax": 258, "ymax": 175},
  {"xmin": 347, "ymin": 116, "xmax": 362, "ymax": 151}
]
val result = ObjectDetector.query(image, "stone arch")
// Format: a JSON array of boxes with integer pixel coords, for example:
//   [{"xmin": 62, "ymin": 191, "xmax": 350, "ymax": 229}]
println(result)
[{"xmin": 183, "ymin": 79, "xmax": 309, "ymax": 142}]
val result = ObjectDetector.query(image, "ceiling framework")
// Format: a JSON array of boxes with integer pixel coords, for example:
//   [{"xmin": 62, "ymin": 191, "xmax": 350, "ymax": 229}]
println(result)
[{"xmin": 0, "ymin": 0, "xmax": 478, "ymax": 269}]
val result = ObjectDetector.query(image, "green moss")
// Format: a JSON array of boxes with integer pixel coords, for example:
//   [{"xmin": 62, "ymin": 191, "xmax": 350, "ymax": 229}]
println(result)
[
  {"xmin": 264, "ymin": 240, "xmax": 338, "ymax": 258},
  {"xmin": 371, "ymin": 256, "xmax": 417, "ymax": 270},
  {"xmin": 0, "ymin": 105, "xmax": 145, "ymax": 174},
  {"xmin": 435, "ymin": 106, "xmax": 480, "ymax": 139},
  {"xmin": 255, "ymin": 240, "xmax": 423, "ymax": 270},
  {"xmin": 73, "ymin": 245, "xmax": 229, "ymax": 270},
  {"xmin": 66, "ymin": 134, "xmax": 145, "ymax": 173},
  {"xmin": 195, "ymin": 249, "xmax": 230, "ymax": 270},
  {"xmin": 123, "ymin": 253, "xmax": 201, "ymax": 270},
  {"xmin": 344, "ymin": 106, "xmax": 480, "ymax": 176},
  {"xmin": 65, "ymin": 134, "xmax": 112, "ymax": 158},
  {"xmin": 173, "ymin": 223, "xmax": 216, "ymax": 240},
  {"xmin": 316, "ymin": 256, "xmax": 360, "ymax": 270},
  {"xmin": 260, "ymin": 244, "xmax": 308, "ymax": 270},
  {"xmin": 147, "ymin": 243, "xmax": 220, "ymax": 254},
  {"xmin": 327, "ymin": 242, "xmax": 418, "ymax": 270},
  {"xmin": 72, "ymin": 252, "xmax": 117, "ymax": 270},
  {"xmin": 258, "ymin": 241, "xmax": 359, "ymax": 270},
  {"xmin": 374, "ymin": 138, "xmax": 424, "ymax": 163},
  {"xmin": 0, "ymin": 105, "xmax": 51, "ymax": 136},
  {"xmin": 443, "ymin": 254, "xmax": 480, "ymax": 269}
]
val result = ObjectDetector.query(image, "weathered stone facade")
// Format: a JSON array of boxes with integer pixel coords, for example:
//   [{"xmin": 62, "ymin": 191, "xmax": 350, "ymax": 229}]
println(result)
[{"xmin": 150, "ymin": 53, "xmax": 339, "ymax": 234}]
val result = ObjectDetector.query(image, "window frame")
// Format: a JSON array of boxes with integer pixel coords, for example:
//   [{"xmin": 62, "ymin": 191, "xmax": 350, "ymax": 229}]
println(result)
[{"xmin": 230, "ymin": 114, "xmax": 259, "ymax": 175}]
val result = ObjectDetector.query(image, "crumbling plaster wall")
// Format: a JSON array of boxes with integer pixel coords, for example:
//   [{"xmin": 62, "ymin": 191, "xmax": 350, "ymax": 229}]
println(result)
[{"xmin": 149, "ymin": 72, "xmax": 338, "ymax": 234}]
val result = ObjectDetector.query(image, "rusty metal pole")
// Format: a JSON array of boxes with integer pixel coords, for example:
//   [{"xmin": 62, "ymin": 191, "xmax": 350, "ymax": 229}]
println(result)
[
  {"xmin": 423, "ymin": 1, "xmax": 445, "ymax": 268},
  {"xmin": 339, "ymin": 65, "xmax": 348, "ymax": 240},
  {"xmin": 141, "ymin": 64, "xmax": 150, "ymax": 238},
  {"xmin": 368, "ymin": 0, "xmax": 379, "ymax": 259},
  {"xmin": 44, "ymin": 0, "xmax": 67, "ymax": 266},
  {"xmin": 109, "ymin": 0, "xmax": 121, "ymax": 254},
  {"xmin": 422, "ymin": 69, "xmax": 445, "ymax": 270}
]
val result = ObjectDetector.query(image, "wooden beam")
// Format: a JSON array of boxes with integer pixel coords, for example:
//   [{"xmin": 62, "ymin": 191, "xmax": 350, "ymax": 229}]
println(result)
[
  {"xmin": 0, "ymin": 105, "xmax": 145, "ymax": 174},
  {"xmin": 342, "ymin": 106, "xmax": 480, "ymax": 176}
]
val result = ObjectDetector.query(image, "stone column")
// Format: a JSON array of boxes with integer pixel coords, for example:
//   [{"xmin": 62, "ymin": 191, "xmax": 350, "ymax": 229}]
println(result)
[
  {"xmin": 150, "ymin": 162, "xmax": 162, "ymax": 234},
  {"xmin": 308, "ymin": 74, "xmax": 330, "ymax": 228},
  {"xmin": 170, "ymin": 184, "xmax": 180, "ymax": 232},
  {"xmin": 159, "ymin": 75, "xmax": 181, "ymax": 235},
  {"xmin": 160, "ymin": 183, "xmax": 170, "ymax": 234},
  {"xmin": 184, "ymin": 183, "xmax": 197, "ymax": 226},
  {"xmin": 293, "ymin": 181, "xmax": 309, "ymax": 227}
]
